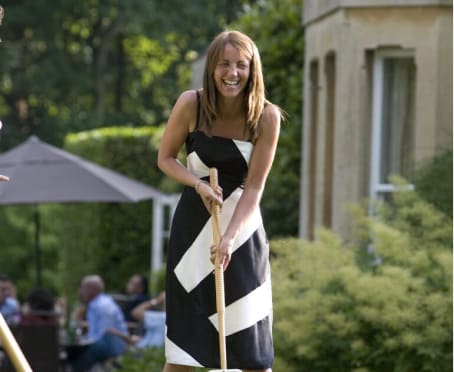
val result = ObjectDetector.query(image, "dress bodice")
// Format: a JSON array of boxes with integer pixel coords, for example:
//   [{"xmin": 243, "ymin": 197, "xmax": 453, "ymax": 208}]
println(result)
[{"xmin": 185, "ymin": 130, "xmax": 253, "ymax": 189}]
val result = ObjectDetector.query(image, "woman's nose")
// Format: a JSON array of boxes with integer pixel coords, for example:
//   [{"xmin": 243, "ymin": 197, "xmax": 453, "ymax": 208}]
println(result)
[{"xmin": 229, "ymin": 67, "xmax": 239, "ymax": 77}]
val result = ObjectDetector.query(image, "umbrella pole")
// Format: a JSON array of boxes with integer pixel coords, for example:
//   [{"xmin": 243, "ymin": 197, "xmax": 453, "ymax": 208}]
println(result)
[{"xmin": 34, "ymin": 205, "xmax": 41, "ymax": 287}]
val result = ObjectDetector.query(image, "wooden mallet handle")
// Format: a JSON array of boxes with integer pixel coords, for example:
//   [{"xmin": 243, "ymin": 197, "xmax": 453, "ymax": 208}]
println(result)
[{"xmin": 210, "ymin": 168, "xmax": 227, "ymax": 370}]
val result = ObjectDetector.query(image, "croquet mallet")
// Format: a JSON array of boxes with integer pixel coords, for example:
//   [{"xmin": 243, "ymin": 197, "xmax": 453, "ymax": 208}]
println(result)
[{"xmin": 209, "ymin": 168, "xmax": 241, "ymax": 372}]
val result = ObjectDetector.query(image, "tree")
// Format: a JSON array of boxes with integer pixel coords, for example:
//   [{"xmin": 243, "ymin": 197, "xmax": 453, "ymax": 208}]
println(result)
[
  {"xmin": 232, "ymin": 0, "xmax": 304, "ymax": 237},
  {"xmin": 0, "ymin": 0, "xmax": 153, "ymax": 147},
  {"xmin": 0, "ymin": 0, "xmax": 252, "ymax": 150}
]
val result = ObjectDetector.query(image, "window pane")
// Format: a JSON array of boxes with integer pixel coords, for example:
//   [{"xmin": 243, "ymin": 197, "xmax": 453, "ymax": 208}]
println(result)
[{"xmin": 379, "ymin": 57, "xmax": 415, "ymax": 183}]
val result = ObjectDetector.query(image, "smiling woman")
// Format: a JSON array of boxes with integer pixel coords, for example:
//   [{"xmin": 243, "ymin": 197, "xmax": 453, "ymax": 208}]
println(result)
[
  {"xmin": 214, "ymin": 43, "xmax": 250, "ymax": 98},
  {"xmin": 158, "ymin": 30, "xmax": 284, "ymax": 372}
]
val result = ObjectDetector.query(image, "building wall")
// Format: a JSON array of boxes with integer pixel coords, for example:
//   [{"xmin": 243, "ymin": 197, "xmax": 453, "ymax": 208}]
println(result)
[
  {"xmin": 303, "ymin": 0, "xmax": 452, "ymax": 26},
  {"xmin": 300, "ymin": 2, "xmax": 452, "ymax": 239},
  {"xmin": 190, "ymin": 53, "xmax": 206, "ymax": 91}
]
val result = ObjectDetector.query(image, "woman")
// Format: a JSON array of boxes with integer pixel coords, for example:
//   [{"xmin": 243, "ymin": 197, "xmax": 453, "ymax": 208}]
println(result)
[{"xmin": 158, "ymin": 30, "xmax": 282, "ymax": 372}]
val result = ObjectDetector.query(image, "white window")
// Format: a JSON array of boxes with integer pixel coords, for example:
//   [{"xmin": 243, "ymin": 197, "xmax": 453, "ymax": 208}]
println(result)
[{"xmin": 370, "ymin": 49, "xmax": 416, "ymax": 201}]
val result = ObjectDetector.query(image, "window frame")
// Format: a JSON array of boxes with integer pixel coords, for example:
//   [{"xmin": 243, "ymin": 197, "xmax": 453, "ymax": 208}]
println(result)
[{"xmin": 369, "ymin": 48, "xmax": 415, "ymax": 201}]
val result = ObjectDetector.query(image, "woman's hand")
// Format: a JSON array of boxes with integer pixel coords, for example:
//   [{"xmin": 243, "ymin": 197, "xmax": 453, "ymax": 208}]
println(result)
[
  {"xmin": 210, "ymin": 236, "xmax": 234, "ymax": 271},
  {"xmin": 0, "ymin": 175, "xmax": 9, "ymax": 182},
  {"xmin": 196, "ymin": 180, "xmax": 223, "ymax": 213}
]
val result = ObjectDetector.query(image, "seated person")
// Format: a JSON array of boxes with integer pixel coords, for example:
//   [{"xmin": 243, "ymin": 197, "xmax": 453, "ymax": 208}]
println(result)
[
  {"xmin": 20, "ymin": 288, "xmax": 58, "ymax": 325},
  {"xmin": 123, "ymin": 274, "xmax": 150, "ymax": 323},
  {"xmin": 68, "ymin": 275, "xmax": 128, "ymax": 372},
  {"xmin": 0, "ymin": 275, "xmax": 20, "ymax": 326},
  {"xmin": 108, "ymin": 291, "xmax": 166, "ymax": 349},
  {"xmin": 133, "ymin": 291, "xmax": 166, "ymax": 348}
]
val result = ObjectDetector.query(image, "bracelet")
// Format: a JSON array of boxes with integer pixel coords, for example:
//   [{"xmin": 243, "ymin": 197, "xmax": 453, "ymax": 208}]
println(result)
[{"xmin": 195, "ymin": 180, "xmax": 203, "ymax": 194}]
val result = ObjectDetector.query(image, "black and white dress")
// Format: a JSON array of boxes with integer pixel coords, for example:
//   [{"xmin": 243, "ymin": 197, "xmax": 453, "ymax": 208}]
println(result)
[{"xmin": 165, "ymin": 99, "xmax": 273, "ymax": 369}]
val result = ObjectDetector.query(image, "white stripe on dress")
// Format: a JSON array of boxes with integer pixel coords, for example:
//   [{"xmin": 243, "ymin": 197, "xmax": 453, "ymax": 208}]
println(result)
[
  {"xmin": 208, "ymin": 275, "xmax": 272, "ymax": 336},
  {"xmin": 233, "ymin": 139, "xmax": 253, "ymax": 164},
  {"xmin": 174, "ymin": 187, "xmax": 262, "ymax": 293},
  {"xmin": 187, "ymin": 151, "xmax": 210, "ymax": 179},
  {"xmin": 165, "ymin": 332, "xmax": 204, "ymax": 367}
]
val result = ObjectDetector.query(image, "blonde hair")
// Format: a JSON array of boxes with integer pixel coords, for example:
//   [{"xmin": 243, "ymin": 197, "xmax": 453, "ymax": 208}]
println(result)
[{"xmin": 201, "ymin": 30, "xmax": 268, "ymax": 140}]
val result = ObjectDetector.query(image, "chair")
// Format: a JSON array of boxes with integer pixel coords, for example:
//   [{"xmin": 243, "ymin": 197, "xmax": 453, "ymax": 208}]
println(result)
[{"xmin": 13, "ymin": 323, "xmax": 60, "ymax": 372}]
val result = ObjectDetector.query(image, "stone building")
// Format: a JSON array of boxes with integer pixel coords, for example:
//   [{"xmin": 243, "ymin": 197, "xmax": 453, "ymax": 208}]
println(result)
[{"xmin": 299, "ymin": 0, "xmax": 452, "ymax": 239}]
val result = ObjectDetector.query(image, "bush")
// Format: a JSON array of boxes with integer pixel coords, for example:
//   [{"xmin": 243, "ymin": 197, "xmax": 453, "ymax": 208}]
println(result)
[
  {"xmin": 412, "ymin": 150, "xmax": 452, "ymax": 218},
  {"xmin": 271, "ymin": 188, "xmax": 452, "ymax": 371},
  {"xmin": 116, "ymin": 346, "xmax": 209, "ymax": 371},
  {"xmin": 116, "ymin": 347, "xmax": 165, "ymax": 371}
]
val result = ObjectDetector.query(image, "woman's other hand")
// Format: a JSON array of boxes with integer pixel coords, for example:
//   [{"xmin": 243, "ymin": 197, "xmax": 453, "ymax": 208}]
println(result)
[
  {"xmin": 196, "ymin": 180, "xmax": 223, "ymax": 213},
  {"xmin": 210, "ymin": 236, "xmax": 234, "ymax": 271}
]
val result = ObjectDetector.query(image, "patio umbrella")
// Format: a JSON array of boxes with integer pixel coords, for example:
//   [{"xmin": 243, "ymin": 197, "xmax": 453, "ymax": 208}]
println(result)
[{"xmin": 0, "ymin": 135, "xmax": 166, "ymax": 286}]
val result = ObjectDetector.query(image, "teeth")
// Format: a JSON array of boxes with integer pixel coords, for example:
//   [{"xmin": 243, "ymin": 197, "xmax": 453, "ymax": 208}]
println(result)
[{"xmin": 223, "ymin": 80, "xmax": 239, "ymax": 86}]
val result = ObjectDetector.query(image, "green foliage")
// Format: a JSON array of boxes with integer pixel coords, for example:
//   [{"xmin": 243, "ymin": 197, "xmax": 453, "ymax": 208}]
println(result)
[
  {"xmin": 412, "ymin": 150, "xmax": 452, "ymax": 218},
  {"xmin": 233, "ymin": 0, "xmax": 304, "ymax": 237},
  {"xmin": 0, "ymin": 202, "xmax": 65, "ymax": 301},
  {"xmin": 0, "ymin": 0, "xmax": 251, "ymax": 150},
  {"xmin": 116, "ymin": 347, "xmax": 166, "ymax": 371},
  {"xmin": 116, "ymin": 346, "xmax": 209, "ymax": 371},
  {"xmin": 271, "ymin": 189, "xmax": 452, "ymax": 371},
  {"xmin": 0, "ymin": 0, "xmax": 157, "ymax": 147},
  {"xmin": 0, "ymin": 206, "xmax": 40, "ymax": 299}
]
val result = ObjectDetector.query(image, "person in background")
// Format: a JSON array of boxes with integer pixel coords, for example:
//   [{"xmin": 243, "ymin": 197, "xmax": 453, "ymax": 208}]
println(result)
[
  {"xmin": 131, "ymin": 290, "xmax": 166, "ymax": 348},
  {"xmin": 69, "ymin": 275, "xmax": 128, "ymax": 372},
  {"xmin": 0, "ymin": 275, "xmax": 20, "ymax": 325},
  {"xmin": 107, "ymin": 291, "xmax": 166, "ymax": 349},
  {"xmin": 20, "ymin": 288, "xmax": 58, "ymax": 326},
  {"xmin": 123, "ymin": 274, "xmax": 150, "ymax": 323},
  {"xmin": 3, "ymin": 276, "xmax": 18, "ymax": 303}
]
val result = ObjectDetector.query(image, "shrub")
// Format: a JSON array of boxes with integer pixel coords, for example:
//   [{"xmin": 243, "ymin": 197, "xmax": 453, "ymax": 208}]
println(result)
[
  {"xmin": 271, "ymin": 188, "xmax": 452, "ymax": 371},
  {"xmin": 116, "ymin": 347, "xmax": 165, "ymax": 371},
  {"xmin": 412, "ymin": 150, "xmax": 452, "ymax": 218}
]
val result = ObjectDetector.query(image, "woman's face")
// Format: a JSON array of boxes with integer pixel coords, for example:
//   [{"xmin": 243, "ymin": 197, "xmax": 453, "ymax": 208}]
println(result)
[{"xmin": 214, "ymin": 43, "xmax": 251, "ymax": 98}]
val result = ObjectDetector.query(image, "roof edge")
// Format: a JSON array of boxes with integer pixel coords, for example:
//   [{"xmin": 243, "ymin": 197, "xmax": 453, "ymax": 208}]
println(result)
[{"xmin": 303, "ymin": 0, "xmax": 452, "ymax": 26}]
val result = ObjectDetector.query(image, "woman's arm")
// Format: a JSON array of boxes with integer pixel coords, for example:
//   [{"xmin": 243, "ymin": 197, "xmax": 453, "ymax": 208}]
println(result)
[
  {"xmin": 157, "ymin": 90, "xmax": 222, "ymax": 209},
  {"xmin": 157, "ymin": 90, "xmax": 198, "ymax": 188},
  {"xmin": 213, "ymin": 104, "xmax": 281, "ymax": 270}
]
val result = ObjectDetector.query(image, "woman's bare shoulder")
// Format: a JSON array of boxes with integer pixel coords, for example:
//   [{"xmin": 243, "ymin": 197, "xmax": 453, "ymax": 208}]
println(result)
[
  {"xmin": 259, "ymin": 103, "xmax": 281, "ymax": 136},
  {"xmin": 168, "ymin": 90, "xmax": 199, "ymax": 130},
  {"xmin": 175, "ymin": 89, "xmax": 198, "ymax": 108},
  {"xmin": 264, "ymin": 102, "xmax": 283, "ymax": 121}
]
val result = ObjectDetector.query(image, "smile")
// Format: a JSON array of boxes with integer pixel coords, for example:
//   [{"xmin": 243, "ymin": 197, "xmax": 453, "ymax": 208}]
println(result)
[{"xmin": 223, "ymin": 79, "xmax": 240, "ymax": 86}]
